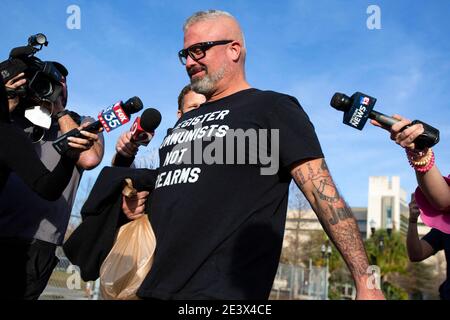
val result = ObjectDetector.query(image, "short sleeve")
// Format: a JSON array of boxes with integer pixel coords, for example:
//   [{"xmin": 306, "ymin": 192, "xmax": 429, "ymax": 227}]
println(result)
[
  {"xmin": 422, "ymin": 228, "xmax": 444, "ymax": 253},
  {"xmin": 268, "ymin": 95, "xmax": 324, "ymax": 168}
]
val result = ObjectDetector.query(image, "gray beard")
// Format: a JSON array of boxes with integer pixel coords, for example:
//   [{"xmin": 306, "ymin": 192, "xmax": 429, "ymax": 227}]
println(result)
[{"xmin": 191, "ymin": 67, "xmax": 225, "ymax": 96}]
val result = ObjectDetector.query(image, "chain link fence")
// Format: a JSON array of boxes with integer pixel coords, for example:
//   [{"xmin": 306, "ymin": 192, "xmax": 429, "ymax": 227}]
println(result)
[
  {"xmin": 270, "ymin": 263, "xmax": 327, "ymax": 300},
  {"xmin": 39, "ymin": 247, "xmax": 100, "ymax": 300}
]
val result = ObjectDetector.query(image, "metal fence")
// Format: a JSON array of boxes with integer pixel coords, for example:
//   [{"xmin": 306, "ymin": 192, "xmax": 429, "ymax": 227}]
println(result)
[
  {"xmin": 39, "ymin": 247, "xmax": 100, "ymax": 300},
  {"xmin": 41, "ymin": 258, "xmax": 329, "ymax": 300},
  {"xmin": 270, "ymin": 263, "xmax": 327, "ymax": 300}
]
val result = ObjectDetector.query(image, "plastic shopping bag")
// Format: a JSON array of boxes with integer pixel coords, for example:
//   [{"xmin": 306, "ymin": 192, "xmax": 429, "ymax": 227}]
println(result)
[{"xmin": 100, "ymin": 215, "xmax": 156, "ymax": 300}]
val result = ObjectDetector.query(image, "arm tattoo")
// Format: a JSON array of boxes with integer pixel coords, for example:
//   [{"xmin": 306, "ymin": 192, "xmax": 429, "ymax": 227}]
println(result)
[
  {"xmin": 327, "ymin": 204, "xmax": 353, "ymax": 226},
  {"xmin": 292, "ymin": 159, "xmax": 340, "ymax": 204},
  {"xmin": 292, "ymin": 159, "xmax": 369, "ymax": 277},
  {"xmin": 317, "ymin": 202, "xmax": 369, "ymax": 277}
]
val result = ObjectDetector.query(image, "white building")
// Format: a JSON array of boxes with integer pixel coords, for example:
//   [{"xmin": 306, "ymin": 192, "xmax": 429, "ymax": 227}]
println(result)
[{"xmin": 366, "ymin": 176, "xmax": 430, "ymax": 238}]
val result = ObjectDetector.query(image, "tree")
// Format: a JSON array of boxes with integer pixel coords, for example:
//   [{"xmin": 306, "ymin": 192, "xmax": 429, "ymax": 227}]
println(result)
[
  {"xmin": 364, "ymin": 229, "xmax": 438, "ymax": 300},
  {"xmin": 280, "ymin": 182, "xmax": 311, "ymax": 266}
]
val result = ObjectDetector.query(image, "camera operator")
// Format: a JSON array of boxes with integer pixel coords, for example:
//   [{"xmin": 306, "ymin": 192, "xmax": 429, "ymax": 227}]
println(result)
[
  {"xmin": 0, "ymin": 75, "xmax": 76, "ymax": 198},
  {"xmin": 0, "ymin": 65, "xmax": 105, "ymax": 300}
]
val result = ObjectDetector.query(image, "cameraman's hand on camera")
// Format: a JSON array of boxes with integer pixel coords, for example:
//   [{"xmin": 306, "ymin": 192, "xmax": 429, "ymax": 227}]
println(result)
[
  {"xmin": 5, "ymin": 73, "xmax": 26, "ymax": 112},
  {"xmin": 122, "ymin": 190, "xmax": 149, "ymax": 220},
  {"xmin": 116, "ymin": 131, "xmax": 139, "ymax": 158}
]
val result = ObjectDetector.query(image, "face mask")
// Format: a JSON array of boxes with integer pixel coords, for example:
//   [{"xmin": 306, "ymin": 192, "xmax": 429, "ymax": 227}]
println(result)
[{"xmin": 24, "ymin": 105, "xmax": 52, "ymax": 129}]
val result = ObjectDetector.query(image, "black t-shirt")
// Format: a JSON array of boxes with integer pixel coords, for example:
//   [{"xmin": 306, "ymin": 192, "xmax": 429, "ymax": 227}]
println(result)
[
  {"xmin": 0, "ymin": 122, "xmax": 74, "ymax": 201},
  {"xmin": 423, "ymin": 228, "xmax": 450, "ymax": 300},
  {"xmin": 137, "ymin": 88, "xmax": 324, "ymax": 299}
]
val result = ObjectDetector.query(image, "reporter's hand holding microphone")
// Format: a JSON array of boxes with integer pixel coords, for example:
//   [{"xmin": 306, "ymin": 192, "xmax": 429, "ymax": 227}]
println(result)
[{"xmin": 331, "ymin": 90, "xmax": 449, "ymax": 224}]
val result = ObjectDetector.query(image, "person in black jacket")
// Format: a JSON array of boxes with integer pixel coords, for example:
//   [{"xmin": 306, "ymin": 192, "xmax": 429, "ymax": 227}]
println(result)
[
  {"xmin": 0, "ymin": 68, "xmax": 104, "ymax": 300},
  {"xmin": 0, "ymin": 75, "xmax": 75, "ymax": 199}
]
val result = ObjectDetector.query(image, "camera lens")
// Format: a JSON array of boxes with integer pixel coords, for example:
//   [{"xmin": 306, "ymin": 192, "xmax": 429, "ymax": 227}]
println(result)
[{"xmin": 30, "ymin": 73, "xmax": 53, "ymax": 98}]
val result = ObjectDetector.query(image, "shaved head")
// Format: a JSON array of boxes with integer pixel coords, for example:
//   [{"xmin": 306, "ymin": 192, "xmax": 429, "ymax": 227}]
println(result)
[{"xmin": 183, "ymin": 10, "xmax": 246, "ymax": 49}]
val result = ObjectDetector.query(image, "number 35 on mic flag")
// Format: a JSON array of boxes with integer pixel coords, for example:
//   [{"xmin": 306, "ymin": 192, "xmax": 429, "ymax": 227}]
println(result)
[{"xmin": 98, "ymin": 102, "xmax": 130, "ymax": 132}]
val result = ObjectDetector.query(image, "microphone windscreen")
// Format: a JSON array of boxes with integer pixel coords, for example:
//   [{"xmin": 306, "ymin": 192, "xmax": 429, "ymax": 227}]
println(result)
[
  {"xmin": 140, "ymin": 108, "xmax": 162, "ymax": 132},
  {"xmin": 330, "ymin": 92, "xmax": 351, "ymax": 112},
  {"xmin": 9, "ymin": 46, "xmax": 35, "ymax": 58},
  {"xmin": 123, "ymin": 96, "xmax": 144, "ymax": 115}
]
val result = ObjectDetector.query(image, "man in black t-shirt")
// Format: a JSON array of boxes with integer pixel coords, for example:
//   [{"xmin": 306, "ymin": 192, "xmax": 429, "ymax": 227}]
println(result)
[{"xmin": 128, "ymin": 10, "xmax": 385, "ymax": 300}]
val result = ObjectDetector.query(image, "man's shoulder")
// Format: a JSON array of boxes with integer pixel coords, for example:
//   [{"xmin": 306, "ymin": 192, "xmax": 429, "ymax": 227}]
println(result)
[
  {"xmin": 251, "ymin": 89, "xmax": 301, "ymax": 107},
  {"xmin": 251, "ymin": 88, "xmax": 295, "ymax": 99}
]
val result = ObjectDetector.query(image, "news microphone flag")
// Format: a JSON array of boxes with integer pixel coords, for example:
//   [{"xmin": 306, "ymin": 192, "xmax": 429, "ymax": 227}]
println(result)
[
  {"xmin": 98, "ymin": 102, "xmax": 130, "ymax": 133},
  {"xmin": 130, "ymin": 116, "xmax": 151, "ymax": 146}
]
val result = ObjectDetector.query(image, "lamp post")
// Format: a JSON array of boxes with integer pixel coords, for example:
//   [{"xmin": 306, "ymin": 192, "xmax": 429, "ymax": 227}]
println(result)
[
  {"xmin": 386, "ymin": 217, "xmax": 393, "ymax": 237},
  {"xmin": 369, "ymin": 219, "xmax": 376, "ymax": 237},
  {"xmin": 321, "ymin": 242, "xmax": 332, "ymax": 300}
]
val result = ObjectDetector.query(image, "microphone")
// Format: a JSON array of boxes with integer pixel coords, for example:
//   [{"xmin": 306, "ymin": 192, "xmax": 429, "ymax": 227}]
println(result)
[
  {"xmin": 52, "ymin": 96, "xmax": 144, "ymax": 155},
  {"xmin": 112, "ymin": 108, "xmax": 162, "ymax": 167},
  {"xmin": 9, "ymin": 45, "xmax": 37, "ymax": 58},
  {"xmin": 130, "ymin": 108, "xmax": 162, "ymax": 146},
  {"xmin": 330, "ymin": 92, "xmax": 440, "ymax": 149}
]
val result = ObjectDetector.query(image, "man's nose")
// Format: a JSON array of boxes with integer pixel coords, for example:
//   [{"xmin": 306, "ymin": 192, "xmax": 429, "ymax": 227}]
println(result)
[{"xmin": 185, "ymin": 54, "xmax": 198, "ymax": 70}]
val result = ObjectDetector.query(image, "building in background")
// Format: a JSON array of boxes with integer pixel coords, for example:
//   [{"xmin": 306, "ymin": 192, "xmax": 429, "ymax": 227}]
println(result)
[{"xmin": 284, "ymin": 176, "xmax": 430, "ymax": 245}]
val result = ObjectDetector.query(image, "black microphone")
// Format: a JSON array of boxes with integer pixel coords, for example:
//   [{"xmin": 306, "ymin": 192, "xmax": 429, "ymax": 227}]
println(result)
[
  {"xmin": 330, "ymin": 92, "xmax": 440, "ymax": 149},
  {"xmin": 128, "ymin": 108, "xmax": 162, "ymax": 147},
  {"xmin": 9, "ymin": 45, "xmax": 37, "ymax": 58},
  {"xmin": 53, "ymin": 97, "xmax": 144, "ymax": 155},
  {"xmin": 113, "ymin": 108, "xmax": 162, "ymax": 167},
  {"xmin": 140, "ymin": 108, "xmax": 162, "ymax": 133},
  {"xmin": 82, "ymin": 96, "xmax": 144, "ymax": 133}
]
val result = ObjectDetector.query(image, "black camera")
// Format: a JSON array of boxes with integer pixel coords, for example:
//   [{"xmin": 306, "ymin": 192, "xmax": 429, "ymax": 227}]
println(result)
[{"xmin": 0, "ymin": 33, "xmax": 67, "ymax": 105}]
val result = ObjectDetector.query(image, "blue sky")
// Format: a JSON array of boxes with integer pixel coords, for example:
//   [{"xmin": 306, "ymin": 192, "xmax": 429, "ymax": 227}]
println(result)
[{"xmin": 1, "ymin": 0, "xmax": 449, "ymax": 211}]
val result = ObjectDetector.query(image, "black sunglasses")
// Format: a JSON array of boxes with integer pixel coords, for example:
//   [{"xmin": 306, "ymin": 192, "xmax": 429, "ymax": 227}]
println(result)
[{"xmin": 178, "ymin": 40, "xmax": 233, "ymax": 65}]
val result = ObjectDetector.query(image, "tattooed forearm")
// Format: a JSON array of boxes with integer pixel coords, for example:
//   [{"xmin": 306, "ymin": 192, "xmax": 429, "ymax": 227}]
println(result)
[
  {"xmin": 292, "ymin": 159, "xmax": 340, "ymax": 204},
  {"xmin": 316, "ymin": 204, "xmax": 369, "ymax": 277},
  {"xmin": 327, "ymin": 204, "xmax": 353, "ymax": 225},
  {"xmin": 326, "ymin": 223, "xmax": 369, "ymax": 277},
  {"xmin": 291, "ymin": 158, "xmax": 370, "ymax": 279}
]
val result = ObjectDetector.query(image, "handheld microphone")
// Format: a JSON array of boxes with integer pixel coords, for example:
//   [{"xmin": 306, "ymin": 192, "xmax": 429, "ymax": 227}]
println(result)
[
  {"xmin": 112, "ymin": 108, "xmax": 162, "ymax": 167},
  {"xmin": 52, "ymin": 96, "xmax": 144, "ymax": 155},
  {"xmin": 330, "ymin": 92, "xmax": 440, "ymax": 149},
  {"xmin": 130, "ymin": 108, "xmax": 162, "ymax": 146}
]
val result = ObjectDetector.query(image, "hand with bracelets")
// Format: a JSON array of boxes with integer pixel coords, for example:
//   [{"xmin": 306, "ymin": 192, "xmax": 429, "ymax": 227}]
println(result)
[{"xmin": 372, "ymin": 114, "xmax": 435, "ymax": 173}]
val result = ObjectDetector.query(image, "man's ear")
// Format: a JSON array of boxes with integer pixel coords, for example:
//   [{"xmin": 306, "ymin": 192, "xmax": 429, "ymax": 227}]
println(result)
[{"xmin": 228, "ymin": 41, "xmax": 242, "ymax": 62}]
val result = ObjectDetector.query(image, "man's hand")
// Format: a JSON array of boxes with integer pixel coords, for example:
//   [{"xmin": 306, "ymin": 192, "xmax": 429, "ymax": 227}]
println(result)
[
  {"xmin": 67, "ymin": 122, "xmax": 101, "ymax": 151},
  {"xmin": 371, "ymin": 114, "xmax": 424, "ymax": 150},
  {"xmin": 122, "ymin": 190, "xmax": 149, "ymax": 221},
  {"xmin": 5, "ymin": 73, "xmax": 26, "ymax": 112},
  {"xmin": 116, "ymin": 131, "xmax": 139, "ymax": 158}
]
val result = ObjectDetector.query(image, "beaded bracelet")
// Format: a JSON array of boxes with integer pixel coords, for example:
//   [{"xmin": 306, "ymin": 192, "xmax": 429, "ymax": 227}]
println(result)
[{"xmin": 406, "ymin": 148, "xmax": 435, "ymax": 173}]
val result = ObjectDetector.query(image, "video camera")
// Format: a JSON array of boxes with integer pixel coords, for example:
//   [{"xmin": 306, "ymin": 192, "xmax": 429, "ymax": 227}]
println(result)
[{"xmin": 0, "ymin": 33, "xmax": 67, "ymax": 106}]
